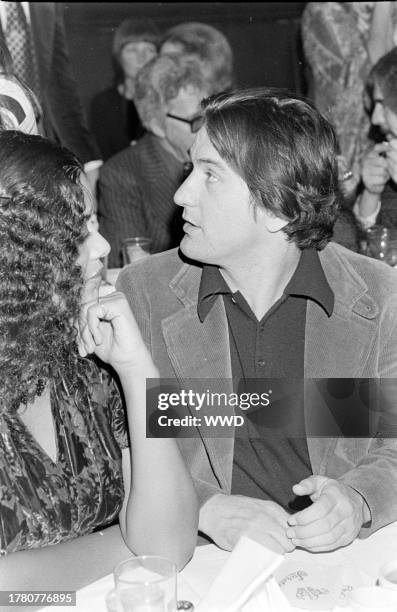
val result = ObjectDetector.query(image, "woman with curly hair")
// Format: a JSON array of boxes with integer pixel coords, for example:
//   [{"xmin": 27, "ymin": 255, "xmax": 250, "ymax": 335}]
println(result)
[{"xmin": 0, "ymin": 130, "xmax": 198, "ymax": 589}]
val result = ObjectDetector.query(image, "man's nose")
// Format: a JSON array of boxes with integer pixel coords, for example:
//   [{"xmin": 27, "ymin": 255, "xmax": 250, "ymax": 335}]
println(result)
[{"xmin": 174, "ymin": 172, "xmax": 195, "ymax": 208}]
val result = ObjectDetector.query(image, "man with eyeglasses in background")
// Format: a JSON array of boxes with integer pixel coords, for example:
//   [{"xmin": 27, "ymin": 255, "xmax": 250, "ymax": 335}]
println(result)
[{"xmin": 98, "ymin": 54, "xmax": 207, "ymax": 267}]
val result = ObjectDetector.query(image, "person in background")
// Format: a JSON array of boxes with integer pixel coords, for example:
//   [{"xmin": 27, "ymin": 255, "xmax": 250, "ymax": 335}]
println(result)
[
  {"xmin": 302, "ymin": 2, "xmax": 397, "ymax": 196},
  {"xmin": 160, "ymin": 21, "xmax": 235, "ymax": 95},
  {"xmin": 0, "ymin": 2, "xmax": 99, "ymax": 165},
  {"xmin": 354, "ymin": 47, "xmax": 397, "ymax": 231},
  {"xmin": 98, "ymin": 54, "xmax": 208, "ymax": 268},
  {"xmin": 90, "ymin": 18, "xmax": 159, "ymax": 161},
  {"xmin": 118, "ymin": 87, "xmax": 397, "ymax": 555},
  {"xmin": 0, "ymin": 130, "xmax": 197, "ymax": 590}
]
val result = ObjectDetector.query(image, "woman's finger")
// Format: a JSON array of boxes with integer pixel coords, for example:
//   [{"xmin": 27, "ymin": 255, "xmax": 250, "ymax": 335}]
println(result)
[{"xmin": 86, "ymin": 303, "xmax": 105, "ymax": 346}]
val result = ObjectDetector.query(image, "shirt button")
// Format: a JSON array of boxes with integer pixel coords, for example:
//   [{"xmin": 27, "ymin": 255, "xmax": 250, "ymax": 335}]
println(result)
[{"xmin": 257, "ymin": 358, "xmax": 266, "ymax": 367}]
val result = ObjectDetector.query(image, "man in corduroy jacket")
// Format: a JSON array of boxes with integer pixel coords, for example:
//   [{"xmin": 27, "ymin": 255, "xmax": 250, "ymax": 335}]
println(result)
[{"xmin": 118, "ymin": 87, "xmax": 397, "ymax": 554}]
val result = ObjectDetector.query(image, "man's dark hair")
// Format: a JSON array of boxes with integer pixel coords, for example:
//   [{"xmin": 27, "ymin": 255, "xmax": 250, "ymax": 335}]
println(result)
[
  {"xmin": 368, "ymin": 47, "xmax": 397, "ymax": 112},
  {"xmin": 202, "ymin": 87, "xmax": 341, "ymax": 250}
]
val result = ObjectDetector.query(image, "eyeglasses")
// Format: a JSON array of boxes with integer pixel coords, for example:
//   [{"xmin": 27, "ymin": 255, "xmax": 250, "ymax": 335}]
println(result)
[{"xmin": 166, "ymin": 113, "xmax": 204, "ymax": 134}]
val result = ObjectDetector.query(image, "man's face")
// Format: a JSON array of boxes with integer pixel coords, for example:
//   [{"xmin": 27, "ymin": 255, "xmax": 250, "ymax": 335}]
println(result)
[
  {"xmin": 163, "ymin": 85, "xmax": 205, "ymax": 161},
  {"xmin": 371, "ymin": 82, "xmax": 397, "ymax": 138},
  {"xmin": 174, "ymin": 127, "xmax": 270, "ymax": 267}
]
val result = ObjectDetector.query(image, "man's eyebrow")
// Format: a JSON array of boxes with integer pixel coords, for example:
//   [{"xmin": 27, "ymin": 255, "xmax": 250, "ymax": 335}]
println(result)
[{"xmin": 194, "ymin": 157, "xmax": 225, "ymax": 170}]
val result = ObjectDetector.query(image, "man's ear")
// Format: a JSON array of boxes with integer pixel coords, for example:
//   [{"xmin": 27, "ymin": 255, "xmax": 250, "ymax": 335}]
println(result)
[
  {"xmin": 148, "ymin": 118, "xmax": 166, "ymax": 139},
  {"xmin": 254, "ymin": 199, "xmax": 289, "ymax": 232},
  {"xmin": 265, "ymin": 213, "xmax": 289, "ymax": 233}
]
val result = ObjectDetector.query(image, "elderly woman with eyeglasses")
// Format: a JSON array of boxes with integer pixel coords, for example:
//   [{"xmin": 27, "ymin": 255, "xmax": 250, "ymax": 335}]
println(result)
[{"xmin": 98, "ymin": 54, "xmax": 208, "ymax": 268}]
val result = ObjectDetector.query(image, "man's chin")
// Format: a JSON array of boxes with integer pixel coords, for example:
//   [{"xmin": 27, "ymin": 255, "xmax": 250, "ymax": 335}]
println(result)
[
  {"xmin": 179, "ymin": 235, "xmax": 198, "ymax": 260},
  {"xmin": 179, "ymin": 236, "xmax": 216, "ymax": 266}
]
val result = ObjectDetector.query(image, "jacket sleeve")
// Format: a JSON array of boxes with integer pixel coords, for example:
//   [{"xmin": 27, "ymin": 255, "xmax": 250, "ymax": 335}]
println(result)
[
  {"xmin": 98, "ymin": 158, "xmax": 148, "ymax": 268},
  {"xmin": 41, "ymin": 3, "xmax": 100, "ymax": 162},
  {"xmin": 116, "ymin": 265, "xmax": 225, "ymax": 508},
  {"xmin": 338, "ymin": 292, "xmax": 397, "ymax": 537}
]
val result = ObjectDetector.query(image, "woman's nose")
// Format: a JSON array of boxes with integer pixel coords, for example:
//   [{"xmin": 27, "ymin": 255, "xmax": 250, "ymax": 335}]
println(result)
[
  {"xmin": 372, "ymin": 103, "xmax": 384, "ymax": 126},
  {"xmin": 90, "ymin": 230, "xmax": 111, "ymax": 260}
]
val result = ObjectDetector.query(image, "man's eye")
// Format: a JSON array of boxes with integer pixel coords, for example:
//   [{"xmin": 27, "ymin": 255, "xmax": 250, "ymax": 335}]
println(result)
[{"xmin": 206, "ymin": 171, "xmax": 218, "ymax": 182}]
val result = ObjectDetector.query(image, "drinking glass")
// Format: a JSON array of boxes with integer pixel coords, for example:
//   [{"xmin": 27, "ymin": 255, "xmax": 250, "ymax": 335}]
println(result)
[
  {"xmin": 378, "ymin": 560, "xmax": 397, "ymax": 591},
  {"xmin": 348, "ymin": 586, "xmax": 397, "ymax": 611},
  {"xmin": 363, "ymin": 226, "xmax": 397, "ymax": 266},
  {"xmin": 114, "ymin": 556, "xmax": 177, "ymax": 612},
  {"xmin": 122, "ymin": 237, "xmax": 151, "ymax": 266},
  {"xmin": 364, "ymin": 226, "xmax": 390, "ymax": 262}
]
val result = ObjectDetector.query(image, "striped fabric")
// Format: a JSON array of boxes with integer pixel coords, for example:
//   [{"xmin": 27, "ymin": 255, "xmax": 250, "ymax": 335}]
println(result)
[
  {"xmin": 0, "ymin": 75, "xmax": 38, "ymax": 133},
  {"xmin": 98, "ymin": 132, "xmax": 185, "ymax": 267}
]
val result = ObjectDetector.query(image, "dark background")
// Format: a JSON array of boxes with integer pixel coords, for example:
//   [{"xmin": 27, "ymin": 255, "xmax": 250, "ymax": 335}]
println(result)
[{"xmin": 63, "ymin": 2, "xmax": 307, "ymax": 119}]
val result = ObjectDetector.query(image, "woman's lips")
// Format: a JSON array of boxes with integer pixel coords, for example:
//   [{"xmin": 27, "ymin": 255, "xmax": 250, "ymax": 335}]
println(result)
[{"xmin": 85, "ymin": 263, "xmax": 103, "ymax": 281}]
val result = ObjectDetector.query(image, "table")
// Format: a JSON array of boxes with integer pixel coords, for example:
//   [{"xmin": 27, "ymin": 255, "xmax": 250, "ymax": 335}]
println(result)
[{"xmin": 40, "ymin": 522, "xmax": 397, "ymax": 612}]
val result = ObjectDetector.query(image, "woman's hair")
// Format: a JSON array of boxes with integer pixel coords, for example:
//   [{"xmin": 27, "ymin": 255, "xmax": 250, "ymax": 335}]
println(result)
[
  {"xmin": 135, "ymin": 54, "xmax": 206, "ymax": 129},
  {"xmin": 0, "ymin": 130, "xmax": 88, "ymax": 412},
  {"xmin": 112, "ymin": 17, "xmax": 159, "ymax": 85},
  {"xmin": 202, "ymin": 87, "xmax": 341, "ymax": 250},
  {"xmin": 367, "ymin": 46, "xmax": 397, "ymax": 113},
  {"xmin": 160, "ymin": 22, "xmax": 234, "ymax": 95}
]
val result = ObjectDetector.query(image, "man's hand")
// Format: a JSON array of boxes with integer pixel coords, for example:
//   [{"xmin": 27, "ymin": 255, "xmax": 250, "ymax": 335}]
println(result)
[
  {"xmin": 286, "ymin": 476, "xmax": 369, "ymax": 552},
  {"xmin": 199, "ymin": 494, "xmax": 295, "ymax": 554},
  {"xmin": 362, "ymin": 144, "xmax": 390, "ymax": 195}
]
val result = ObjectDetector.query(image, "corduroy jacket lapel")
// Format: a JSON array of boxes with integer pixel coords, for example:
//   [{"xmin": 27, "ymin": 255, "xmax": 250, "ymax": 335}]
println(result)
[
  {"xmin": 161, "ymin": 262, "xmax": 234, "ymax": 492},
  {"xmin": 305, "ymin": 245, "xmax": 379, "ymax": 475},
  {"xmin": 162, "ymin": 244, "xmax": 382, "ymax": 491}
]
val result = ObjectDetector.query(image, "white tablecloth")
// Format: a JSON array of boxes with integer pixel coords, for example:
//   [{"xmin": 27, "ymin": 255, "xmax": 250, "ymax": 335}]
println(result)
[{"xmin": 41, "ymin": 522, "xmax": 397, "ymax": 612}]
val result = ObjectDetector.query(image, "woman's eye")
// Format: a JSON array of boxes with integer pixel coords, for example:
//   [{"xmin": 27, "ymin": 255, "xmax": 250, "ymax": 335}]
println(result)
[{"xmin": 87, "ymin": 214, "xmax": 99, "ymax": 232}]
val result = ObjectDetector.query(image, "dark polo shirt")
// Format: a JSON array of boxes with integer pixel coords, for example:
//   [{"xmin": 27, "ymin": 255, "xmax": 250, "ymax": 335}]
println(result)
[{"xmin": 197, "ymin": 249, "xmax": 334, "ymax": 513}]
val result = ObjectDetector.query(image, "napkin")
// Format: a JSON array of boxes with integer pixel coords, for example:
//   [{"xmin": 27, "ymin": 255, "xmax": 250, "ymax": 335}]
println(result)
[
  {"xmin": 274, "ymin": 560, "xmax": 371, "ymax": 610},
  {"xmin": 195, "ymin": 535, "xmax": 287, "ymax": 612}
]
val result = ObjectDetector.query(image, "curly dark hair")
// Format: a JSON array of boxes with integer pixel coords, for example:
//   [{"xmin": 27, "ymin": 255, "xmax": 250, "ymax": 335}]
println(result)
[
  {"xmin": 203, "ymin": 87, "xmax": 341, "ymax": 250},
  {"xmin": 0, "ymin": 130, "xmax": 89, "ymax": 412}
]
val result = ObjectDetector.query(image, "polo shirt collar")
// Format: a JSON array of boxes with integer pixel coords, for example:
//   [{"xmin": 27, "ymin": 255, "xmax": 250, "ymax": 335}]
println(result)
[{"xmin": 197, "ymin": 248, "xmax": 334, "ymax": 322}]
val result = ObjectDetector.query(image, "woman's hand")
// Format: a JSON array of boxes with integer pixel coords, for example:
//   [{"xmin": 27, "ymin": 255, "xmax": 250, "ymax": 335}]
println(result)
[{"xmin": 77, "ymin": 291, "xmax": 156, "ymax": 376}]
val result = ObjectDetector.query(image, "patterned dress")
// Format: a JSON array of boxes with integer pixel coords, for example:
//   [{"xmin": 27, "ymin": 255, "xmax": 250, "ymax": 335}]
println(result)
[
  {"xmin": 302, "ymin": 2, "xmax": 375, "ymax": 187},
  {"xmin": 0, "ymin": 360, "xmax": 128, "ymax": 555}
]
